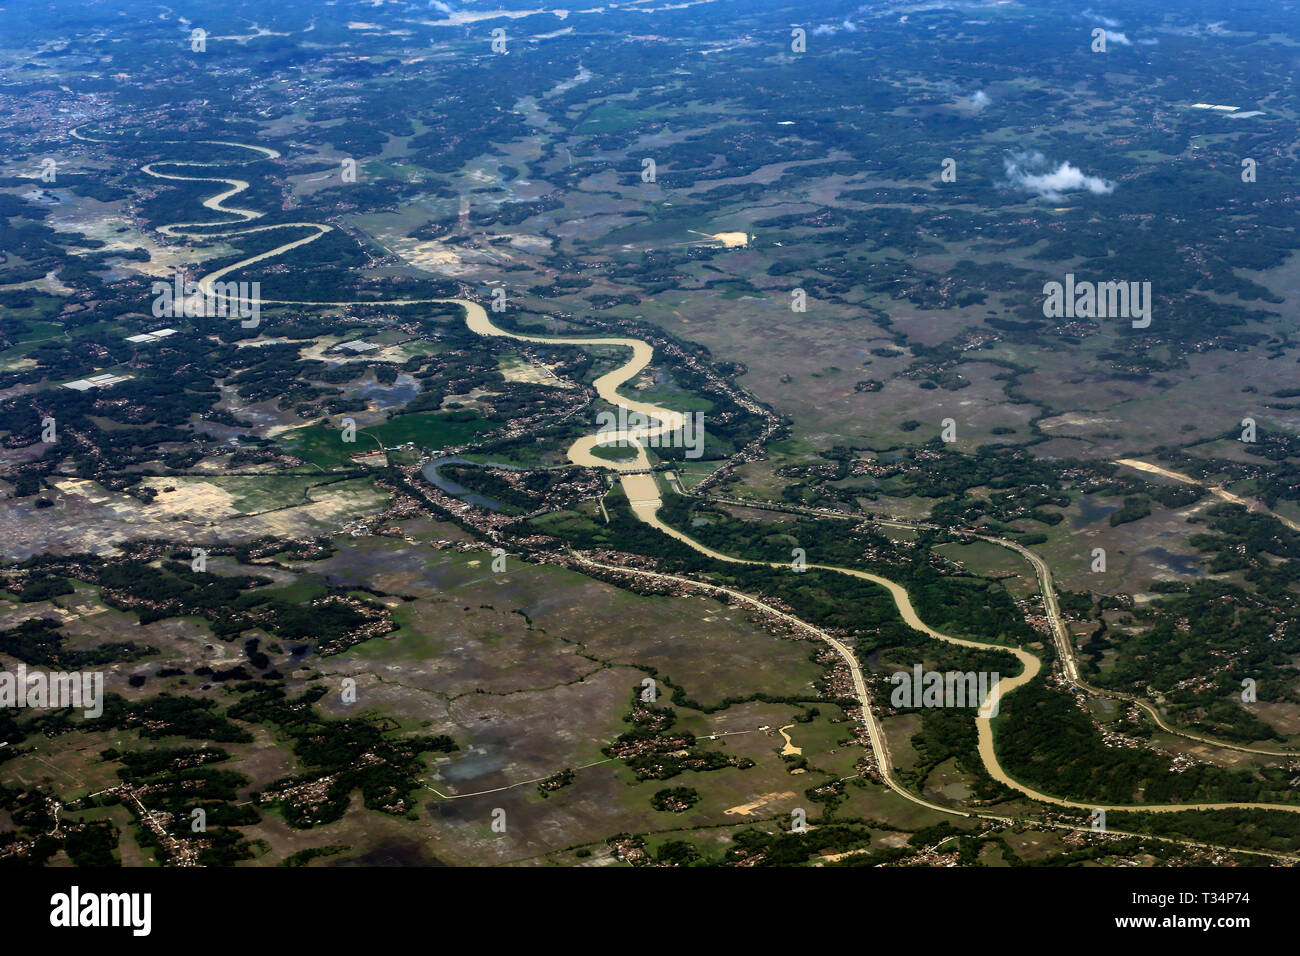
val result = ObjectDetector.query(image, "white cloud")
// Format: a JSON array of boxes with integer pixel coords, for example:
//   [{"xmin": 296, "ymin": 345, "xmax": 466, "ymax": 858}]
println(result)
[
  {"xmin": 970, "ymin": 89, "xmax": 991, "ymax": 111},
  {"xmin": 1083, "ymin": 9, "xmax": 1122, "ymax": 28},
  {"xmin": 428, "ymin": 1, "xmax": 453, "ymax": 13},
  {"xmin": 1004, "ymin": 151, "xmax": 1116, "ymax": 202},
  {"xmin": 1105, "ymin": 30, "xmax": 1132, "ymax": 45},
  {"xmin": 811, "ymin": 18, "xmax": 857, "ymax": 35}
]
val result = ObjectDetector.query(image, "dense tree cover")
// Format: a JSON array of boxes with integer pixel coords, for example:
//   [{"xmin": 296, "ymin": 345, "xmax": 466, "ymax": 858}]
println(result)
[
  {"xmin": 651, "ymin": 493, "xmax": 1038, "ymax": 647},
  {"xmin": 900, "ymin": 707, "xmax": 1007, "ymax": 804},
  {"xmin": 602, "ymin": 690, "xmax": 753, "ymax": 781},
  {"xmin": 652, "ymin": 840, "xmax": 700, "ymax": 866},
  {"xmin": 230, "ymin": 683, "xmax": 457, "ymax": 828},
  {"xmin": 0, "ymin": 618, "xmax": 155, "ymax": 669},
  {"xmin": 726, "ymin": 825, "xmax": 901, "ymax": 867},
  {"xmin": 96, "ymin": 745, "xmax": 259, "ymax": 864},
  {"xmin": 1229, "ymin": 432, "xmax": 1300, "ymax": 510},
  {"xmin": 61, "ymin": 821, "xmax": 120, "ymax": 867},
  {"xmin": 1107, "ymin": 808, "xmax": 1300, "ymax": 855},
  {"xmin": 998, "ymin": 682, "xmax": 1298, "ymax": 806},
  {"xmin": 0, "ymin": 669, "xmax": 463, "ymax": 862},
  {"xmin": 87, "ymin": 693, "xmax": 253, "ymax": 743},
  {"xmin": 439, "ymin": 464, "xmax": 582, "ymax": 513},
  {"xmin": 1109, "ymin": 496, "xmax": 1152, "ymax": 527},
  {"xmin": 537, "ymin": 768, "xmax": 575, "ymax": 797},
  {"xmin": 1063, "ymin": 503, "xmax": 1300, "ymax": 740},
  {"xmin": 0, "ymin": 295, "xmax": 604, "ymax": 501},
  {"xmin": 650, "ymin": 787, "xmax": 701, "ymax": 812},
  {"xmin": 279, "ymin": 844, "xmax": 350, "ymax": 867},
  {"xmin": 7, "ymin": 557, "xmax": 394, "ymax": 656}
]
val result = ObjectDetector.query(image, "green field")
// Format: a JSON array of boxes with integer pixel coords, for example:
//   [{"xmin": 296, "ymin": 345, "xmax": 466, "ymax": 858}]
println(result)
[
  {"xmin": 574, "ymin": 102, "xmax": 671, "ymax": 135},
  {"xmin": 590, "ymin": 440, "xmax": 640, "ymax": 462},
  {"xmin": 279, "ymin": 411, "xmax": 493, "ymax": 468}
]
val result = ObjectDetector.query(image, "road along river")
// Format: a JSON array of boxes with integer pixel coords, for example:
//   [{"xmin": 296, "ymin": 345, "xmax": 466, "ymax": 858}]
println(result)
[
  {"xmin": 139, "ymin": 138, "xmax": 1300, "ymax": 821},
  {"xmin": 461, "ymin": 301, "xmax": 1300, "ymax": 817},
  {"xmin": 704, "ymin": 495, "xmax": 1300, "ymax": 758}
]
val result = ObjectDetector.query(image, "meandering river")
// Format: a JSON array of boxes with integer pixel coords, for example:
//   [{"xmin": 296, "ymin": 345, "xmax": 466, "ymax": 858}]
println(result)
[{"xmin": 136, "ymin": 137, "xmax": 1300, "ymax": 821}]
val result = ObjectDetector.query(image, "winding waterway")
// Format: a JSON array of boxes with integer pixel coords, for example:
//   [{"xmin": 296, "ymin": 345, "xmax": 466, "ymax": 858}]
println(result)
[{"xmin": 130, "ymin": 135, "xmax": 1300, "ymax": 823}]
